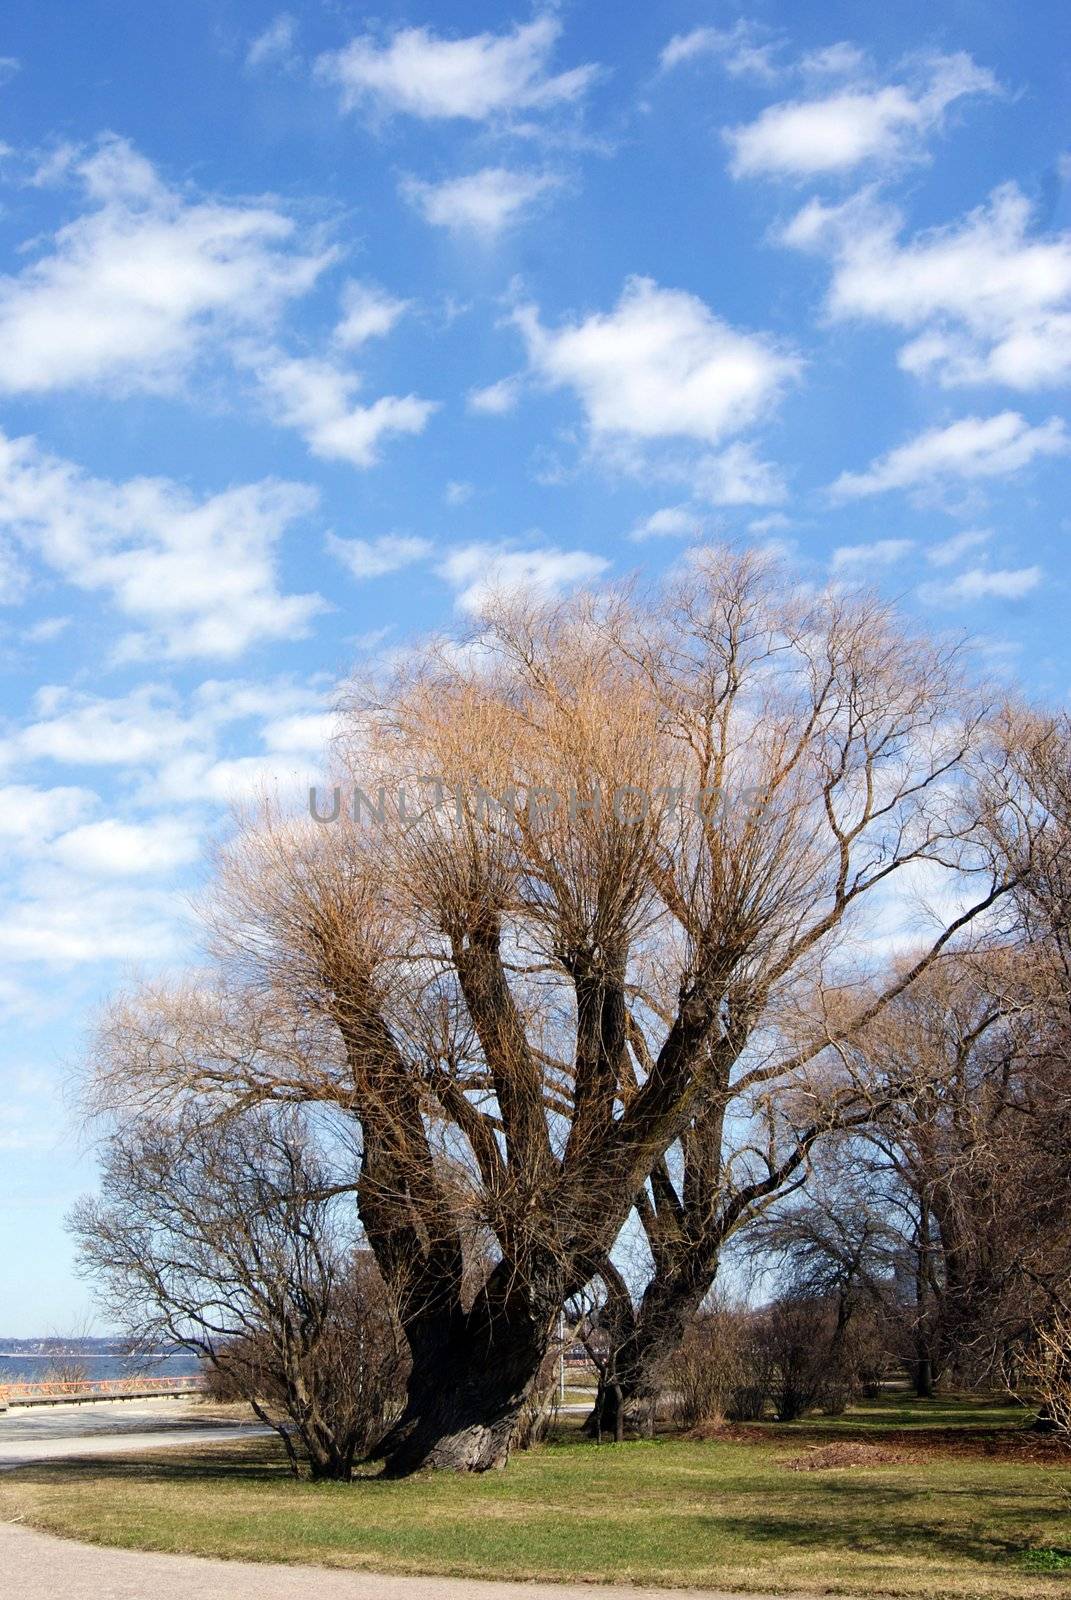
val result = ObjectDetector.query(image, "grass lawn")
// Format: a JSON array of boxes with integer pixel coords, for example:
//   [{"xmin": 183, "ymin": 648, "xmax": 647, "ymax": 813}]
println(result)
[
  {"xmin": 793, "ymin": 1392, "xmax": 1031, "ymax": 1432},
  {"xmin": 1, "ymin": 1400, "xmax": 1069, "ymax": 1597}
]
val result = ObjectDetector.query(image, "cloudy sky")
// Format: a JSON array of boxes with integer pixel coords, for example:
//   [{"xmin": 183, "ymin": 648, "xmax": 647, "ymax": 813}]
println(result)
[{"xmin": 0, "ymin": 0, "xmax": 1068, "ymax": 1333}]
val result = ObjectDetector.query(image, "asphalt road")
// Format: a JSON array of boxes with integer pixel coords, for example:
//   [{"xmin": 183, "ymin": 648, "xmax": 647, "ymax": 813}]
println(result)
[{"xmin": 0, "ymin": 1395, "xmax": 268, "ymax": 1469}]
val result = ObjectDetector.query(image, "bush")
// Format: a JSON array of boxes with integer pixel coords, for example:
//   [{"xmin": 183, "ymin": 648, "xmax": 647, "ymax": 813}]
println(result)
[
  {"xmin": 753, "ymin": 1291, "xmax": 884, "ymax": 1421},
  {"xmin": 71, "ymin": 1109, "xmax": 408, "ymax": 1481},
  {"xmin": 1021, "ymin": 1312, "xmax": 1071, "ymax": 1439},
  {"xmin": 201, "ymin": 1250, "xmax": 407, "ymax": 1476},
  {"xmin": 668, "ymin": 1305, "xmax": 772, "ymax": 1428},
  {"xmin": 756, "ymin": 1296, "xmax": 834, "ymax": 1422}
]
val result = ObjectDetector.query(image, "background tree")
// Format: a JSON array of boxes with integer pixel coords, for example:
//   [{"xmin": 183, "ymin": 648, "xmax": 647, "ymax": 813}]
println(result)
[
  {"xmin": 827, "ymin": 950, "xmax": 1071, "ymax": 1396},
  {"xmin": 740, "ymin": 1152, "xmax": 896, "ymax": 1407}
]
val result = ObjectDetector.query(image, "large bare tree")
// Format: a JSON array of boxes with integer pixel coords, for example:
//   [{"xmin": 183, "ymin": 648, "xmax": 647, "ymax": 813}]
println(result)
[{"xmin": 87, "ymin": 548, "xmax": 1014, "ymax": 1473}]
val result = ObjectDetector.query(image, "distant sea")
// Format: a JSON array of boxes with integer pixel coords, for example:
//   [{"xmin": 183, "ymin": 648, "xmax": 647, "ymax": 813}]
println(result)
[{"xmin": 0, "ymin": 1351, "xmax": 200, "ymax": 1381}]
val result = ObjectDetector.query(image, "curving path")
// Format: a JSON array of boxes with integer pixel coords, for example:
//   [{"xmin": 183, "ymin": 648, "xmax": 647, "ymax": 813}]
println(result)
[
  {"xmin": 0, "ymin": 1396, "xmax": 268, "ymax": 1471},
  {"xmin": 0, "ymin": 1521, "xmax": 803, "ymax": 1600}
]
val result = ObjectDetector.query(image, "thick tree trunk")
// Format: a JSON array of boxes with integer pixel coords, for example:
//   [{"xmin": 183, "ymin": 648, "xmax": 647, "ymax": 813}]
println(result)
[
  {"xmin": 588, "ymin": 1376, "xmax": 637, "ymax": 1441},
  {"xmin": 584, "ymin": 1255, "xmax": 717, "ymax": 1433},
  {"xmin": 381, "ymin": 1281, "xmax": 558, "ymax": 1476}
]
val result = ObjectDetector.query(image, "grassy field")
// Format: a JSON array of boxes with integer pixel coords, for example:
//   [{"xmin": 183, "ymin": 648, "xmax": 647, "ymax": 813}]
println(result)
[
  {"xmin": 791, "ymin": 1393, "xmax": 1032, "ymax": 1432},
  {"xmin": 1, "ymin": 1399, "xmax": 1069, "ymax": 1596}
]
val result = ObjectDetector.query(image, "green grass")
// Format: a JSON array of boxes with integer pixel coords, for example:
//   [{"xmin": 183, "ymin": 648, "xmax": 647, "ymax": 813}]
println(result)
[
  {"xmin": 1020, "ymin": 1549, "xmax": 1071, "ymax": 1574},
  {"xmin": 778, "ymin": 1392, "xmax": 1031, "ymax": 1434},
  {"xmin": 2, "ymin": 1404, "xmax": 1070, "ymax": 1597},
  {"xmin": 561, "ymin": 1384, "xmax": 598, "ymax": 1404}
]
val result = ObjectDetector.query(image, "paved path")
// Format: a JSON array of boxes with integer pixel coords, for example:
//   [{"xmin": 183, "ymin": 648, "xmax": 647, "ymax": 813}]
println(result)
[
  {"xmin": 0, "ymin": 1522, "xmax": 804, "ymax": 1600},
  {"xmin": 0, "ymin": 1396, "xmax": 267, "ymax": 1470}
]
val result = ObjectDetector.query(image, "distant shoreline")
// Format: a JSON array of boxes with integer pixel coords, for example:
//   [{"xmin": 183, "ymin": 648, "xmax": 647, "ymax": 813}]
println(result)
[{"xmin": 0, "ymin": 1350, "xmax": 180, "ymax": 1358}]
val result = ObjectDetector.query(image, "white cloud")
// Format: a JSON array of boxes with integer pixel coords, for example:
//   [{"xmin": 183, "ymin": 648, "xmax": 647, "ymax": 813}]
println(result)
[
  {"xmin": 437, "ymin": 542, "xmax": 608, "ymax": 614},
  {"xmin": 659, "ymin": 22, "xmax": 779, "ymax": 80},
  {"xmin": 468, "ymin": 374, "xmax": 523, "ymax": 414},
  {"xmin": 0, "ymin": 136, "xmax": 331, "ymax": 396},
  {"xmin": 0, "ymin": 784, "xmax": 95, "ymax": 845},
  {"xmin": 0, "ymin": 974, "xmax": 43, "ymax": 1025},
  {"xmin": 0, "ymin": 876, "xmax": 186, "ymax": 964},
  {"xmin": 401, "ymin": 167, "xmax": 559, "ymax": 237},
  {"xmin": 148, "ymin": 698, "xmax": 331, "ymax": 807},
  {"xmin": 0, "ymin": 680, "xmax": 334, "ymax": 858},
  {"xmin": 2, "ymin": 680, "xmax": 333, "ymax": 850},
  {"xmin": 333, "ymin": 279, "xmax": 410, "ymax": 348},
  {"xmin": 831, "ymin": 412, "xmax": 1068, "ymax": 499},
  {"xmin": 246, "ymin": 13, "xmax": 298, "ymax": 72},
  {"xmin": 830, "ymin": 538, "xmax": 914, "ymax": 571},
  {"xmin": 693, "ymin": 442, "xmax": 787, "ymax": 505},
  {"xmin": 8, "ymin": 685, "xmax": 200, "ymax": 770},
  {"xmin": 0, "ymin": 1066, "xmax": 65, "ymax": 1152},
  {"xmin": 799, "ymin": 43, "xmax": 868, "ymax": 79},
  {"xmin": 317, "ymin": 14, "xmax": 597, "ymax": 123},
  {"xmin": 352, "ymin": 625, "xmax": 394, "ymax": 653},
  {"xmin": 629, "ymin": 505, "xmax": 701, "ymax": 542},
  {"xmin": 28, "ymin": 142, "xmax": 80, "ymax": 188},
  {"xmin": 50, "ymin": 816, "xmax": 200, "ymax": 877},
  {"xmin": 260, "ymin": 711, "xmax": 337, "ymax": 753},
  {"xmin": 0, "ymin": 430, "xmax": 324, "ymax": 660},
  {"xmin": 159, "ymin": 753, "xmax": 319, "ymax": 807},
  {"xmin": 514, "ymin": 276, "xmax": 798, "ymax": 446},
  {"xmin": 444, "ymin": 480, "xmax": 473, "ymax": 506},
  {"xmin": 327, "ymin": 532, "xmax": 432, "ymax": 580},
  {"xmin": 783, "ymin": 183, "xmax": 1071, "ymax": 389},
  {"xmin": 21, "ymin": 616, "xmax": 71, "ymax": 644},
  {"xmin": 726, "ymin": 53, "xmax": 996, "ymax": 179},
  {"xmin": 249, "ymin": 350, "xmax": 437, "ymax": 469},
  {"xmin": 919, "ymin": 565, "xmax": 1042, "ymax": 606},
  {"xmin": 926, "ymin": 529, "xmax": 992, "ymax": 567},
  {"xmin": 0, "ymin": 535, "xmax": 27, "ymax": 602}
]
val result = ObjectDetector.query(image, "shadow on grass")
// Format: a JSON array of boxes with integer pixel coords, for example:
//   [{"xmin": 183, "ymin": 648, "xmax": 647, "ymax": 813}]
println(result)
[
  {"xmin": 710, "ymin": 1475, "xmax": 1062, "ymax": 1571},
  {"xmin": 9, "ymin": 1443, "xmax": 288, "ymax": 1488},
  {"xmin": 8, "ymin": 1440, "xmax": 437, "ymax": 1493}
]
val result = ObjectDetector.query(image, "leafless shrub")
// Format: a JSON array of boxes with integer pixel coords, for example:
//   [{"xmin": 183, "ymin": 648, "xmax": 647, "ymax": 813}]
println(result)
[
  {"xmin": 71, "ymin": 1108, "xmax": 406, "ymax": 1480},
  {"xmin": 1020, "ymin": 1314, "xmax": 1071, "ymax": 1441},
  {"xmin": 667, "ymin": 1305, "xmax": 772, "ymax": 1428}
]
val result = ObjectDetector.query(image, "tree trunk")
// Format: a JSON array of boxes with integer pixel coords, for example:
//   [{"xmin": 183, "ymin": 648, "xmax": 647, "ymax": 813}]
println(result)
[
  {"xmin": 381, "ymin": 1283, "xmax": 557, "ymax": 1476},
  {"xmin": 584, "ymin": 1255, "xmax": 717, "ymax": 1433},
  {"xmin": 586, "ymin": 1374, "xmax": 622, "ymax": 1442}
]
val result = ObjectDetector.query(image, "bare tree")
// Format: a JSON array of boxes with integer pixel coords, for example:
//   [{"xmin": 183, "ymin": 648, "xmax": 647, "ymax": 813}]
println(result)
[
  {"xmin": 1022, "ymin": 1309, "xmax": 1071, "ymax": 1440},
  {"xmin": 71, "ymin": 1109, "xmax": 406, "ymax": 1480},
  {"xmin": 828, "ymin": 950, "xmax": 1071, "ymax": 1396},
  {"xmin": 86, "ymin": 548, "xmax": 1013, "ymax": 1473},
  {"xmin": 740, "ymin": 1149, "xmax": 897, "ymax": 1404}
]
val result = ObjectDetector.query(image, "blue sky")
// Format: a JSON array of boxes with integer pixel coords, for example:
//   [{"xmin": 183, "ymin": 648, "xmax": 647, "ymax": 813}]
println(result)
[{"xmin": 0, "ymin": 0, "xmax": 1068, "ymax": 1334}]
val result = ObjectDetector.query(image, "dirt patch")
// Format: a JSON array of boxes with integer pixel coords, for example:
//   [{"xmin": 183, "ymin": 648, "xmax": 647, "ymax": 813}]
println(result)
[
  {"xmin": 782, "ymin": 1441, "xmax": 912, "ymax": 1472},
  {"xmin": 683, "ymin": 1419, "xmax": 729, "ymax": 1441}
]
